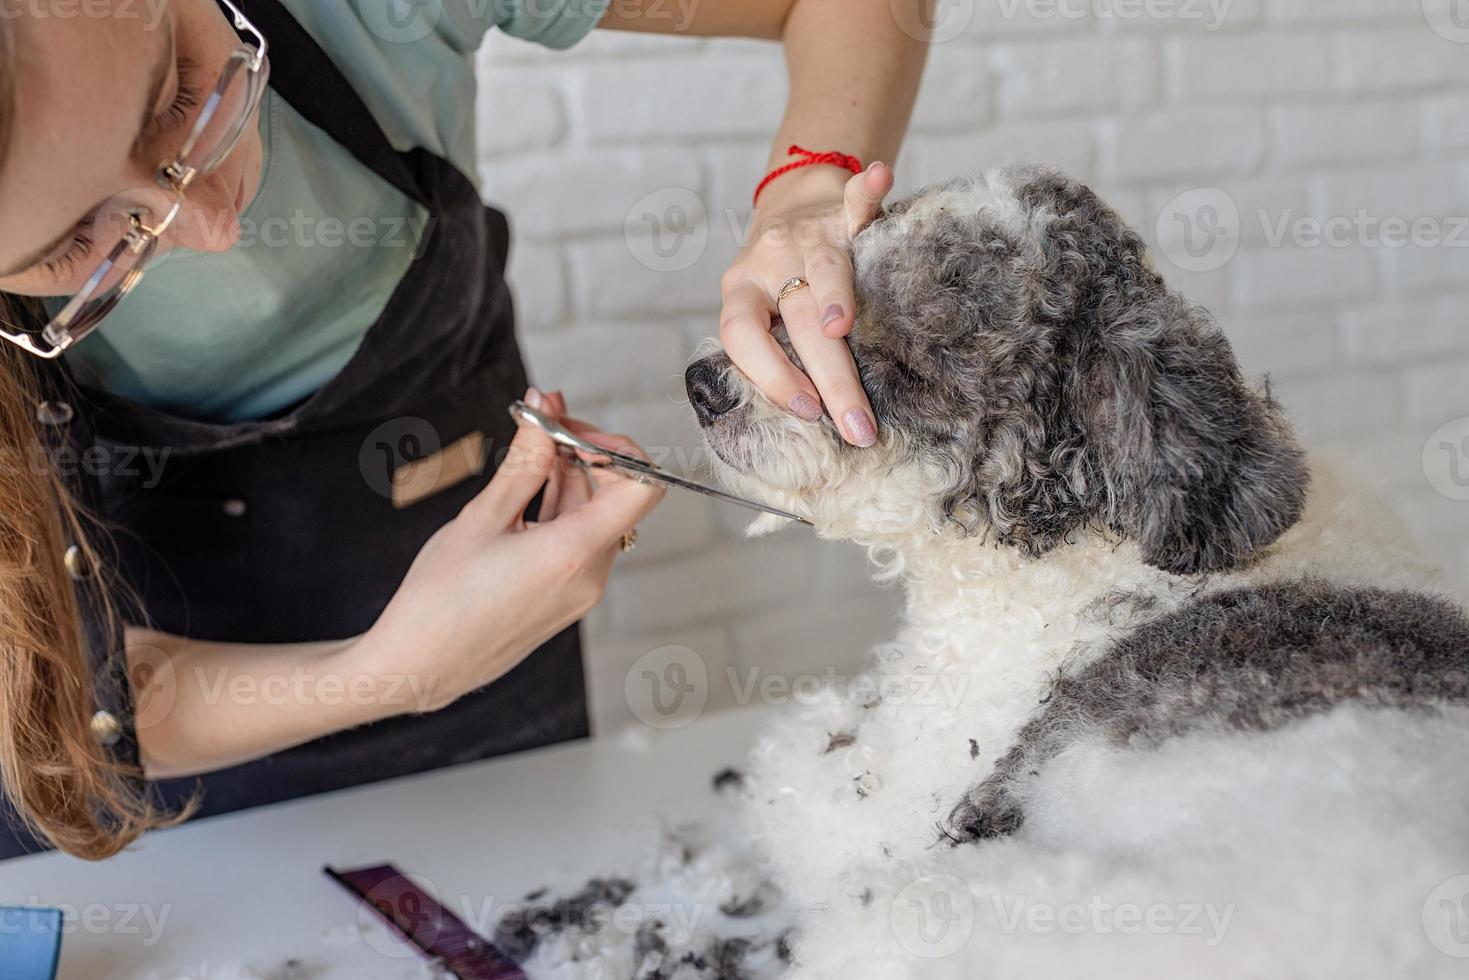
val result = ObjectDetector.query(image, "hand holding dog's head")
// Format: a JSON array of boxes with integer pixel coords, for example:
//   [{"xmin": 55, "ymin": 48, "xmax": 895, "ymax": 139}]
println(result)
[{"xmin": 688, "ymin": 167, "xmax": 1308, "ymax": 575}]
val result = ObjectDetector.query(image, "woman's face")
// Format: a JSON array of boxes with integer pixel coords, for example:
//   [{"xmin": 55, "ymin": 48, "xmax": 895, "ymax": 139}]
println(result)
[{"xmin": 0, "ymin": 0, "xmax": 265, "ymax": 298}]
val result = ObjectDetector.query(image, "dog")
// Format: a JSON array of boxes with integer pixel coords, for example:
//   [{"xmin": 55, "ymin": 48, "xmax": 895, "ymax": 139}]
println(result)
[{"xmin": 671, "ymin": 167, "xmax": 1469, "ymax": 978}]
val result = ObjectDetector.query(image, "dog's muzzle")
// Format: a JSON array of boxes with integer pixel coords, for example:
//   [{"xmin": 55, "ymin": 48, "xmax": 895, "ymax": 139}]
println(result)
[{"xmin": 685, "ymin": 360, "xmax": 740, "ymax": 426}]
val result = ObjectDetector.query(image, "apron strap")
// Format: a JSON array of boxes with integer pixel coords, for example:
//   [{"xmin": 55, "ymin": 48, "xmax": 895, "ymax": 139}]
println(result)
[{"xmin": 241, "ymin": 0, "xmax": 431, "ymax": 207}]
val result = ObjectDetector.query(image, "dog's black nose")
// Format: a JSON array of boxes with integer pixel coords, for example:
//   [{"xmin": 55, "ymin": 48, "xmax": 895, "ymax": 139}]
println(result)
[{"xmin": 685, "ymin": 360, "xmax": 739, "ymax": 424}]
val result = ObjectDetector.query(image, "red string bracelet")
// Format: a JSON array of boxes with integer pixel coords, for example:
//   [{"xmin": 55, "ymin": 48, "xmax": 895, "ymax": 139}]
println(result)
[{"xmin": 753, "ymin": 144, "xmax": 864, "ymax": 207}]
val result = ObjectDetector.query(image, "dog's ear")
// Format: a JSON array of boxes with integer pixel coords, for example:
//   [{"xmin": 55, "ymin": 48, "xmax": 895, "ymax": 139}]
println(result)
[
  {"xmin": 1019, "ymin": 170, "xmax": 1308, "ymax": 575},
  {"xmin": 1080, "ymin": 276, "xmax": 1309, "ymax": 576}
]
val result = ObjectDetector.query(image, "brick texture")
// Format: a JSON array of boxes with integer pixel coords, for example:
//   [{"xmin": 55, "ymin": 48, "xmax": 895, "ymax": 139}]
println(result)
[{"xmin": 473, "ymin": 15, "xmax": 1469, "ymax": 730}]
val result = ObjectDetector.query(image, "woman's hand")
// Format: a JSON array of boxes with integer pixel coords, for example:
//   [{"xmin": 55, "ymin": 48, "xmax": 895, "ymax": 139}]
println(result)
[
  {"xmin": 350, "ymin": 389, "xmax": 665, "ymax": 714},
  {"xmin": 718, "ymin": 162, "xmax": 895, "ymax": 447}
]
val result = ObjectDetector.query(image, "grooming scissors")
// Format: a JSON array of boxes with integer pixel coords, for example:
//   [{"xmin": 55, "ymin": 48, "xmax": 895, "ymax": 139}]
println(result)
[{"xmin": 509, "ymin": 401, "xmax": 812, "ymax": 527}]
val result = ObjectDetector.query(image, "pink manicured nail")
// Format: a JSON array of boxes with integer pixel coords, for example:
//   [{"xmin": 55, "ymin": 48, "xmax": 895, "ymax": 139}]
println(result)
[
  {"xmin": 822, "ymin": 304, "xmax": 845, "ymax": 327},
  {"xmin": 845, "ymin": 409, "xmax": 878, "ymax": 448},
  {"xmin": 790, "ymin": 393, "xmax": 823, "ymax": 421},
  {"xmin": 526, "ymin": 386, "xmax": 547, "ymax": 410}
]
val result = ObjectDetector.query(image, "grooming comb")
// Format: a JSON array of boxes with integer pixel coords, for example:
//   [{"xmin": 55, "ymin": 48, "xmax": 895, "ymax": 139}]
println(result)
[{"xmin": 325, "ymin": 864, "xmax": 525, "ymax": 980}]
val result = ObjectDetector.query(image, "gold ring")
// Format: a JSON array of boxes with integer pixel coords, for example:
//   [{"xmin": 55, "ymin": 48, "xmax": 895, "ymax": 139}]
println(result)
[
  {"xmin": 776, "ymin": 276, "xmax": 810, "ymax": 305},
  {"xmin": 620, "ymin": 529, "xmax": 638, "ymax": 553}
]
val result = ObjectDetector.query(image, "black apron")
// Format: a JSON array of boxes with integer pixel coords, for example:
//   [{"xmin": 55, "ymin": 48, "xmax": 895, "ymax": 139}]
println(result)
[{"xmin": 0, "ymin": 0, "xmax": 587, "ymax": 859}]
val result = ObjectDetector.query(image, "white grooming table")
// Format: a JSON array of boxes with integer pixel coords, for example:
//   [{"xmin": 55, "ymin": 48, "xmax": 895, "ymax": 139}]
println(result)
[{"xmin": 0, "ymin": 706, "xmax": 772, "ymax": 979}]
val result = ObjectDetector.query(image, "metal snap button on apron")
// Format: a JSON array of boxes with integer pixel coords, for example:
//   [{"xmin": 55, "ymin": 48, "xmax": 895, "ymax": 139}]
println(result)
[
  {"xmin": 90, "ymin": 710, "xmax": 123, "ymax": 747},
  {"xmin": 63, "ymin": 544, "xmax": 91, "ymax": 580},
  {"xmin": 36, "ymin": 401, "xmax": 74, "ymax": 427}
]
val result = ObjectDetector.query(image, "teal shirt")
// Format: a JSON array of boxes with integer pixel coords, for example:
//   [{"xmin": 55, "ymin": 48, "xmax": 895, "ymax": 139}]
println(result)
[{"xmin": 63, "ymin": 0, "xmax": 608, "ymax": 422}]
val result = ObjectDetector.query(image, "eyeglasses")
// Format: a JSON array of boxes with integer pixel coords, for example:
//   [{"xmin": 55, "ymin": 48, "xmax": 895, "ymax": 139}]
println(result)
[{"xmin": 1, "ymin": 0, "xmax": 270, "ymax": 360}]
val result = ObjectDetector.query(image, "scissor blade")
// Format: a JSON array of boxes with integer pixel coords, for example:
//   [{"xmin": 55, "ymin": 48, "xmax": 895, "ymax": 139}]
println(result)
[
  {"xmin": 610, "ymin": 459, "xmax": 813, "ymax": 526},
  {"xmin": 510, "ymin": 400, "xmax": 811, "ymax": 527}
]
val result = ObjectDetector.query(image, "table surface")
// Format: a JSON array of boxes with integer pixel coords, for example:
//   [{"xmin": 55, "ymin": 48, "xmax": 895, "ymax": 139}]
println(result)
[{"xmin": 0, "ymin": 706, "xmax": 772, "ymax": 979}]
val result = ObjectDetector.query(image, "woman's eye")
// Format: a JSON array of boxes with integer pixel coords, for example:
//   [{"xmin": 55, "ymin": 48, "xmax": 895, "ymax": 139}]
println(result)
[
  {"xmin": 142, "ymin": 57, "xmax": 204, "ymax": 142},
  {"xmin": 39, "ymin": 227, "xmax": 97, "ymax": 278}
]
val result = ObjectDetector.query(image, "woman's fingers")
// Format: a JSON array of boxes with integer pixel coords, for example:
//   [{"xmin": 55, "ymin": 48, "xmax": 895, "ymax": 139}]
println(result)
[
  {"xmin": 555, "ymin": 466, "xmax": 666, "ymax": 553},
  {"xmin": 720, "ymin": 278, "xmax": 823, "ymax": 422},
  {"xmin": 805, "ymin": 243, "xmax": 857, "ymax": 340},
  {"xmin": 844, "ymin": 162, "xmax": 893, "ymax": 241},
  {"xmin": 464, "ymin": 403, "xmax": 558, "ymax": 528},
  {"xmin": 781, "ymin": 285, "xmax": 878, "ymax": 448}
]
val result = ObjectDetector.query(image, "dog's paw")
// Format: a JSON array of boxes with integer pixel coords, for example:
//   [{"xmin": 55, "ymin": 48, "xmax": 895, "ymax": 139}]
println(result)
[{"xmin": 944, "ymin": 782, "xmax": 1025, "ymax": 843}]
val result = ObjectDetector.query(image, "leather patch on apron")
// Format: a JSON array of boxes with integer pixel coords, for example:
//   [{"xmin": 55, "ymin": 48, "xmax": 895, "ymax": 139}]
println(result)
[{"xmin": 393, "ymin": 431, "xmax": 487, "ymax": 509}]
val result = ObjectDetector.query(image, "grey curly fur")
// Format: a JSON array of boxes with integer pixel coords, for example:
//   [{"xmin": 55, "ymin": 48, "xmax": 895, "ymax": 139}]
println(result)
[
  {"xmin": 948, "ymin": 580, "xmax": 1469, "ymax": 841},
  {"xmin": 847, "ymin": 167, "xmax": 1308, "ymax": 574}
]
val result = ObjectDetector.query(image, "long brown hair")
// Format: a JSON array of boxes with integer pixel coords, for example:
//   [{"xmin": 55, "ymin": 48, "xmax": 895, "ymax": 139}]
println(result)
[{"xmin": 0, "ymin": 20, "xmax": 174, "ymax": 859}]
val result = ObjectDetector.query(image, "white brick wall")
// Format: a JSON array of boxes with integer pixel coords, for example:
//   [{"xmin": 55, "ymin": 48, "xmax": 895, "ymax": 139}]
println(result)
[{"xmin": 473, "ymin": 6, "xmax": 1469, "ymax": 732}]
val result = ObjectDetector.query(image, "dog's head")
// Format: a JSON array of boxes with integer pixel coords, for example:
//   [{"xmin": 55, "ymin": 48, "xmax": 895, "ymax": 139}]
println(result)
[{"xmin": 687, "ymin": 168, "xmax": 1308, "ymax": 576}]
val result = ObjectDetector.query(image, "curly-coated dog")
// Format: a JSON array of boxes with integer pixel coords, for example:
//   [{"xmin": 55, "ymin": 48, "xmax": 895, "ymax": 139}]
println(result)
[{"xmin": 670, "ymin": 166, "xmax": 1469, "ymax": 979}]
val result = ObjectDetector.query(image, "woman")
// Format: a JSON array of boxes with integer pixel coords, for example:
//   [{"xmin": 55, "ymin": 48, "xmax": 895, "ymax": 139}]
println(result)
[{"xmin": 0, "ymin": 0, "xmax": 925, "ymax": 859}]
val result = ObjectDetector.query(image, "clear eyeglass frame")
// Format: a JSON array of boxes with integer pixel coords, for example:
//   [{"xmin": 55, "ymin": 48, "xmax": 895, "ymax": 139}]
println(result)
[{"xmin": 0, "ymin": 0, "xmax": 270, "ymax": 360}]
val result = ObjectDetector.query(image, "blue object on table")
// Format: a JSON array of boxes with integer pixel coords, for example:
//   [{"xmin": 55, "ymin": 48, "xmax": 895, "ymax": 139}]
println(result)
[{"xmin": 0, "ymin": 907, "xmax": 63, "ymax": 980}]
